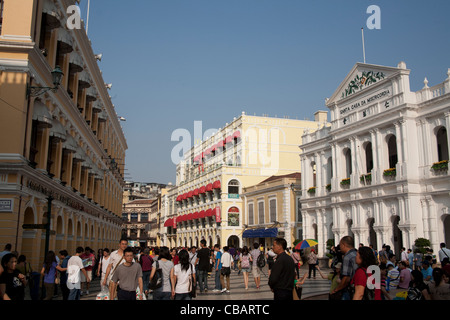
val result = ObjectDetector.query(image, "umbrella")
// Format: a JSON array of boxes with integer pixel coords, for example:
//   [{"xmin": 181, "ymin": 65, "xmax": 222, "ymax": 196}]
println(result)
[{"xmin": 294, "ymin": 239, "xmax": 318, "ymax": 250}]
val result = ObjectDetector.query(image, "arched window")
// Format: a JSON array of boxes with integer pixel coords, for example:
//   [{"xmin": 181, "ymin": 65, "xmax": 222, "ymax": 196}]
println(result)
[
  {"xmin": 344, "ymin": 148, "xmax": 352, "ymax": 178},
  {"xmin": 228, "ymin": 179, "xmax": 239, "ymax": 195},
  {"xmin": 365, "ymin": 142, "xmax": 374, "ymax": 173},
  {"xmin": 387, "ymin": 135, "xmax": 398, "ymax": 168},
  {"xmin": 437, "ymin": 127, "xmax": 449, "ymax": 161}
]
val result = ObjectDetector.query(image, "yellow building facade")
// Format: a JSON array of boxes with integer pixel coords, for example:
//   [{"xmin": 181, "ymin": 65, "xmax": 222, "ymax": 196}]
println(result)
[
  {"xmin": 0, "ymin": 0, "xmax": 126, "ymax": 270},
  {"xmin": 160, "ymin": 112, "xmax": 327, "ymax": 248}
]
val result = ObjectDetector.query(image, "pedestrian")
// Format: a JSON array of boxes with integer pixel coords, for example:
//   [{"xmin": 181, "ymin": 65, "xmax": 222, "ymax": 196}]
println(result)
[
  {"xmin": 379, "ymin": 263, "xmax": 391, "ymax": 300},
  {"xmin": 139, "ymin": 247, "xmax": 153, "ymax": 297},
  {"xmin": 80, "ymin": 246, "xmax": 95, "ymax": 295},
  {"xmin": 421, "ymin": 260, "xmax": 433, "ymax": 284},
  {"xmin": 378, "ymin": 244, "xmax": 388, "ymax": 264},
  {"xmin": 111, "ymin": 247, "xmax": 144, "ymax": 300},
  {"xmin": 407, "ymin": 270, "xmax": 431, "ymax": 300},
  {"xmin": 268, "ymin": 238, "xmax": 296, "ymax": 300},
  {"xmin": 67, "ymin": 247, "xmax": 90, "ymax": 300},
  {"xmin": 266, "ymin": 248, "xmax": 276, "ymax": 277},
  {"xmin": 40, "ymin": 250, "xmax": 58, "ymax": 300},
  {"xmin": 386, "ymin": 263, "xmax": 400, "ymax": 292},
  {"xmin": 316, "ymin": 263, "xmax": 342, "ymax": 299},
  {"xmin": 97, "ymin": 248, "xmax": 110, "ymax": 290},
  {"xmin": 390, "ymin": 261, "xmax": 412, "ymax": 298},
  {"xmin": 401, "ymin": 247, "xmax": 408, "ymax": 263},
  {"xmin": 352, "ymin": 246, "xmax": 381, "ymax": 300},
  {"xmin": 413, "ymin": 249, "xmax": 423, "ymax": 271},
  {"xmin": 195, "ymin": 239, "xmax": 211, "ymax": 293},
  {"xmin": 220, "ymin": 246, "xmax": 232, "ymax": 293},
  {"xmin": 291, "ymin": 249, "xmax": 302, "ymax": 278},
  {"xmin": 57, "ymin": 250, "xmax": 71, "ymax": 300},
  {"xmin": 330, "ymin": 236, "xmax": 357, "ymax": 300},
  {"xmin": 428, "ymin": 267, "xmax": 450, "ymax": 300},
  {"xmin": 171, "ymin": 249, "xmax": 195, "ymax": 300},
  {"xmin": 150, "ymin": 246, "xmax": 173, "ymax": 300},
  {"xmin": 407, "ymin": 249, "xmax": 414, "ymax": 269},
  {"xmin": 213, "ymin": 244, "xmax": 222, "ymax": 292},
  {"xmin": 16, "ymin": 254, "xmax": 32, "ymax": 298},
  {"xmin": 0, "ymin": 253, "xmax": 26, "ymax": 300},
  {"xmin": 239, "ymin": 246, "xmax": 251, "ymax": 290},
  {"xmin": 307, "ymin": 249, "xmax": 318, "ymax": 279},
  {"xmin": 438, "ymin": 243, "xmax": 450, "ymax": 264},
  {"xmin": 0, "ymin": 243, "xmax": 11, "ymax": 259},
  {"xmin": 250, "ymin": 242, "xmax": 261, "ymax": 289},
  {"xmin": 171, "ymin": 248, "xmax": 179, "ymax": 265},
  {"xmin": 189, "ymin": 246, "xmax": 197, "ymax": 270},
  {"xmin": 103, "ymin": 238, "xmax": 129, "ymax": 300}
]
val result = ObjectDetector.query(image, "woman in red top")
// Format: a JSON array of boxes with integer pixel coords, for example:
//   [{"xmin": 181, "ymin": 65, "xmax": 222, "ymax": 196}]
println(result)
[{"xmin": 352, "ymin": 246, "xmax": 381, "ymax": 300}]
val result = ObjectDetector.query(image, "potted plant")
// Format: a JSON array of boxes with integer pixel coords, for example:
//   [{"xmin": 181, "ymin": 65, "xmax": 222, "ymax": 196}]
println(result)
[
  {"xmin": 360, "ymin": 173, "xmax": 372, "ymax": 183},
  {"xmin": 307, "ymin": 187, "xmax": 316, "ymax": 194},
  {"xmin": 383, "ymin": 168, "xmax": 396, "ymax": 177},
  {"xmin": 340, "ymin": 178, "xmax": 350, "ymax": 186},
  {"xmin": 431, "ymin": 160, "xmax": 449, "ymax": 171},
  {"xmin": 326, "ymin": 184, "xmax": 331, "ymax": 192}
]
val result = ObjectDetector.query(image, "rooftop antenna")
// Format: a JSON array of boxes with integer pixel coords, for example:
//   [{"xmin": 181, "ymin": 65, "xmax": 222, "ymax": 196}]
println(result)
[{"xmin": 361, "ymin": 27, "xmax": 366, "ymax": 63}]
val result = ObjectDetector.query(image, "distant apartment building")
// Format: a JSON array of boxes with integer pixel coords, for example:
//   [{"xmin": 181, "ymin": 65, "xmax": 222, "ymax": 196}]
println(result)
[{"xmin": 160, "ymin": 112, "xmax": 328, "ymax": 248}]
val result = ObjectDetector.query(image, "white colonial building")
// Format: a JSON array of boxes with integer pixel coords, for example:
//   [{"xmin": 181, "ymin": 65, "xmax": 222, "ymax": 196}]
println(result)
[{"xmin": 300, "ymin": 61, "xmax": 450, "ymax": 258}]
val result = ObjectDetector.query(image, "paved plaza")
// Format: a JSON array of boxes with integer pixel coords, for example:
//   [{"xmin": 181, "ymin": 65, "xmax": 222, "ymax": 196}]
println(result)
[{"xmin": 74, "ymin": 265, "xmax": 331, "ymax": 301}]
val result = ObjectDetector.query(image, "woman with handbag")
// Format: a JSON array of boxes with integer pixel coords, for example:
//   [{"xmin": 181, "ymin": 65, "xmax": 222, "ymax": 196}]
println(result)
[
  {"xmin": 41, "ymin": 251, "xmax": 58, "ymax": 300},
  {"xmin": 171, "ymin": 249, "xmax": 196, "ymax": 300}
]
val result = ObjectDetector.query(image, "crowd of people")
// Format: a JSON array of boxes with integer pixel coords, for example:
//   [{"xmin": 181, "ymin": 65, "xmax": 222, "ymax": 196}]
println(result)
[{"xmin": 1, "ymin": 237, "xmax": 450, "ymax": 301}]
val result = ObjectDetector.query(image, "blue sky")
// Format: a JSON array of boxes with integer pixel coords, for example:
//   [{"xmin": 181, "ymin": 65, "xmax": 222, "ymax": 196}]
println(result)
[{"xmin": 80, "ymin": 0, "xmax": 450, "ymax": 184}]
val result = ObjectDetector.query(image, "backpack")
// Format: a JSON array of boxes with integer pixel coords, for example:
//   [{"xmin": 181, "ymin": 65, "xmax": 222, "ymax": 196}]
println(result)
[
  {"xmin": 241, "ymin": 255, "xmax": 250, "ymax": 269},
  {"xmin": 257, "ymin": 252, "xmax": 266, "ymax": 268},
  {"xmin": 148, "ymin": 260, "xmax": 162, "ymax": 290},
  {"xmin": 406, "ymin": 287, "xmax": 424, "ymax": 300}
]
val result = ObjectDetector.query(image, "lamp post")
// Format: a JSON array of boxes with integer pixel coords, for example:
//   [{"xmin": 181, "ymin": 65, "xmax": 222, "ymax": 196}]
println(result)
[{"xmin": 26, "ymin": 66, "xmax": 64, "ymax": 98}]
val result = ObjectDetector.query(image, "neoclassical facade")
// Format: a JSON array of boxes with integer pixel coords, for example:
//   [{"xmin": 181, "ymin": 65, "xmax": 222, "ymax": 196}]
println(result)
[
  {"xmin": 0, "ymin": 0, "xmax": 126, "ymax": 270},
  {"xmin": 299, "ymin": 61, "xmax": 450, "ymax": 258}
]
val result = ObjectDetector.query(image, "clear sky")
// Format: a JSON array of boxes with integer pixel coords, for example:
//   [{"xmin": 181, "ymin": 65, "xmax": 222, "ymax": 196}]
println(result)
[{"xmin": 79, "ymin": 0, "xmax": 450, "ymax": 184}]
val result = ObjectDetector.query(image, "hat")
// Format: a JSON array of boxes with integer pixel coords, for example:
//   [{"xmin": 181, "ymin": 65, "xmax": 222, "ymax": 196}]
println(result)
[{"xmin": 334, "ymin": 262, "xmax": 342, "ymax": 269}]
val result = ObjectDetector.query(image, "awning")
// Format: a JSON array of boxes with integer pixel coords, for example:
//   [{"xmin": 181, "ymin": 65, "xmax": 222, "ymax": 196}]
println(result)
[
  {"xmin": 176, "ymin": 195, "xmax": 182, "ymax": 202},
  {"xmin": 32, "ymin": 100, "xmax": 53, "ymax": 127},
  {"xmin": 205, "ymin": 183, "xmax": 213, "ymax": 192},
  {"xmin": 63, "ymin": 135, "xmax": 78, "ymax": 153},
  {"xmin": 187, "ymin": 191, "xmax": 193, "ymax": 198},
  {"xmin": 164, "ymin": 218, "xmax": 173, "ymax": 227},
  {"xmin": 78, "ymin": 71, "xmax": 91, "ymax": 89},
  {"xmin": 42, "ymin": 0, "xmax": 61, "ymax": 29},
  {"xmin": 193, "ymin": 211, "xmax": 199, "ymax": 219},
  {"xmin": 233, "ymin": 131, "xmax": 241, "ymax": 139},
  {"xmin": 242, "ymin": 228, "xmax": 278, "ymax": 238},
  {"xmin": 69, "ymin": 51, "xmax": 84, "ymax": 73},
  {"xmin": 187, "ymin": 213, "xmax": 193, "ymax": 221},
  {"xmin": 199, "ymin": 210, "xmax": 206, "ymax": 219},
  {"xmin": 57, "ymin": 27, "xmax": 73, "ymax": 54},
  {"xmin": 216, "ymin": 140, "xmax": 224, "ymax": 148},
  {"xmin": 199, "ymin": 186, "xmax": 206, "ymax": 194},
  {"xmin": 49, "ymin": 118, "xmax": 66, "ymax": 141},
  {"xmin": 205, "ymin": 208, "xmax": 213, "ymax": 217},
  {"xmin": 212, "ymin": 180, "xmax": 221, "ymax": 189},
  {"xmin": 225, "ymin": 135, "xmax": 233, "ymax": 143}
]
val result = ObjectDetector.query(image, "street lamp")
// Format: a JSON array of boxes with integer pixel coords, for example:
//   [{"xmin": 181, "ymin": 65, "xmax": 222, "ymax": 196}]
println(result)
[{"xmin": 26, "ymin": 66, "xmax": 64, "ymax": 98}]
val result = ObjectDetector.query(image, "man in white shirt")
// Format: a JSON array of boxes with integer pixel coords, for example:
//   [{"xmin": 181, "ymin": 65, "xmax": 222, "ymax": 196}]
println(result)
[
  {"xmin": 439, "ymin": 243, "xmax": 450, "ymax": 264},
  {"xmin": 220, "ymin": 246, "xmax": 232, "ymax": 293},
  {"xmin": 401, "ymin": 247, "xmax": 408, "ymax": 262},
  {"xmin": 103, "ymin": 238, "xmax": 129, "ymax": 300},
  {"xmin": 67, "ymin": 247, "xmax": 90, "ymax": 300}
]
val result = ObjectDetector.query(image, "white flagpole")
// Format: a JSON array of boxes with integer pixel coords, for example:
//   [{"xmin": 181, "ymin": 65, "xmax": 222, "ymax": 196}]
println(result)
[
  {"xmin": 86, "ymin": 0, "xmax": 91, "ymax": 35},
  {"xmin": 361, "ymin": 27, "xmax": 366, "ymax": 64}
]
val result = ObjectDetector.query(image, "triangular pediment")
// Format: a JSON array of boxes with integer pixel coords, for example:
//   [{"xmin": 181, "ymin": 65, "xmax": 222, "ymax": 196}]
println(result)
[{"xmin": 327, "ymin": 62, "xmax": 404, "ymax": 105}]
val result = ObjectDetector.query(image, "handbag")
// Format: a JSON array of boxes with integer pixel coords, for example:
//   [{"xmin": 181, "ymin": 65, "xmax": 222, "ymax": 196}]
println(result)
[
  {"xmin": 188, "ymin": 264, "xmax": 197, "ymax": 298},
  {"xmin": 149, "ymin": 261, "xmax": 162, "ymax": 290}
]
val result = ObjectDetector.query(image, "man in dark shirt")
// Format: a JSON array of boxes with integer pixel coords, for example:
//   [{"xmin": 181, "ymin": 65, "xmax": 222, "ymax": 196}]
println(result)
[
  {"xmin": 195, "ymin": 239, "xmax": 211, "ymax": 293},
  {"xmin": 268, "ymin": 238, "xmax": 296, "ymax": 300}
]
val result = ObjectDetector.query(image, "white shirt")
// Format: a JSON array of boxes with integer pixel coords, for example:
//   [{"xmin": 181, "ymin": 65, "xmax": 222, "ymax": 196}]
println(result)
[
  {"xmin": 221, "ymin": 252, "xmax": 232, "ymax": 268},
  {"xmin": 401, "ymin": 251, "xmax": 408, "ymax": 261},
  {"xmin": 439, "ymin": 247, "xmax": 450, "ymax": 262},
  {"xmin": 67, "ymin": 255, "xmax": 84, "ymax": 289},
  {"xmin": 174, "ymin": 264, "xmax": 195, "ymax": 294}
]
